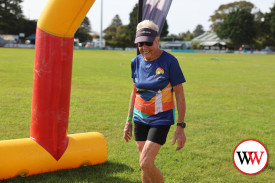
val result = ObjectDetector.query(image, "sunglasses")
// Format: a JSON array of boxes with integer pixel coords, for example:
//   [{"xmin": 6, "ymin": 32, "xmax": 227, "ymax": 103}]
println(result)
[{"xmin": 137, "ymin": 42, "xmax": 153, "ymax": 47}]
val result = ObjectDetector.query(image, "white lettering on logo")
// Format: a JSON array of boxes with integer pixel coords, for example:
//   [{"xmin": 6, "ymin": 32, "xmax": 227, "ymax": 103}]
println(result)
[{"xmin": 146, "ymin": 0, "xmax": 166, "ymax": 11}]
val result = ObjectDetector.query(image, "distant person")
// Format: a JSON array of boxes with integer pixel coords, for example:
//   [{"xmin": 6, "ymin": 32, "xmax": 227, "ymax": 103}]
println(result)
[{"xmin": 123, "ymin": 20, "xmax": 187, "ymax": 183}]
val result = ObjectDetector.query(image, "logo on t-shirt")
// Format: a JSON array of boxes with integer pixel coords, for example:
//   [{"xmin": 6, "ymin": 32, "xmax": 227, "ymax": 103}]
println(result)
[{"xmin": 155, "ymin": 67, "xmax": 165, "ymax": 78}]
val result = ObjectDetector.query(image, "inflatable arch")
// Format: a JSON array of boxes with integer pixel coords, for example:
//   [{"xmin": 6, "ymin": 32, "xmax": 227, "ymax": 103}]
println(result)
[{"xmin": 0, "ymin": 0, "xmax": 108, "ymax": 180}]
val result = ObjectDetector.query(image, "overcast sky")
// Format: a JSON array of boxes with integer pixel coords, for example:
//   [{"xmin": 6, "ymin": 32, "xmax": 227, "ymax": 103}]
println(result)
[{"xmin": 21, "ymin": 0, "xmax": 275, "ymax": 35}]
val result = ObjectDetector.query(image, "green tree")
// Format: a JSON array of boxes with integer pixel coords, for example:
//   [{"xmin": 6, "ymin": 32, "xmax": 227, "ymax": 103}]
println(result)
[
  {"xmin": 261, "ymin": 4, "xmax": 275, "ymax": 47},
  {"xmin": 104, "ymin": 15, "xmax": 131, "ymax": 48},
  {"xmin": 19, "ymin": 19, "xmax": 36, "ymax": 36},
  {"xmin": 163, "ymin": 34, "xmax": 178, "ymax": 41},
  {"xmin": 110, "ymin": 14, "xmax": 122, "ymax": 27},
  {"xmin": 193, "ymin": 24, "xmax": 205, "ymax": 37},
  {"xmin": 184, "ymin": 31, "xmax": 194, "ymax": 41},
  {"xmin": 160, "ymin": 20, "xmax": 169, "ymax": 37},
  {"xmin": 210, "ymin": 1, "xmax": 254, "ymax": 31},
  {"xmin": 216, "ymin": 8, "xmax": 256, "ymax": 49},
  {"xmin": 178, "ymin": 31, "xmax": 194, "ymax": 41},
  {"xmin": 75, "ymin": 17, "xmax": 92, "ymax": 42},
  {"xmin": 104, "ymin": 14, "xmax": 124, "ymax": 47},
  {"xmin": 103, "ymin": 25, "xmax": 117, "ymax": 47},
  {"xmin": 252, "ymin": 10, "xmax": 265, "ymax": 49},
  {"xmin": 115, "ymin": 25, "xmax": 131, "ymax": 49},
  {"xmin": 126, "ymin": 3, "xmax": 139, "ymax": 47},
  {"xmin": 0, "ymin": 0, "xmax": 24, "ymax": 34}
]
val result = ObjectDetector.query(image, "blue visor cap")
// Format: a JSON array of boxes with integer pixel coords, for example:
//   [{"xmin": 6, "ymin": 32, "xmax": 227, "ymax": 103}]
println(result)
[{"xmin": 135, "ymin": 28, "xmax": 157, "ymax": 44}]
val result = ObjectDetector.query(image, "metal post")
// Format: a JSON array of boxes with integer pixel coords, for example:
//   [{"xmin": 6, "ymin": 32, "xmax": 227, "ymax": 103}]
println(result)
[
  {"xmin": 100, "ymin": 0, "xmax": 103, "ymax": 48},
  {"xmin": 137, "ymin": 0, "xmax": 143, "ymax": 55}
]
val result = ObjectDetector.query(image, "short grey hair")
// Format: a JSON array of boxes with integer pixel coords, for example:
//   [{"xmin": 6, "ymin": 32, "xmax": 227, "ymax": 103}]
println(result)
[{"xmin": 136, "ymin": 20, "xmax": 159, "ymax": 33}]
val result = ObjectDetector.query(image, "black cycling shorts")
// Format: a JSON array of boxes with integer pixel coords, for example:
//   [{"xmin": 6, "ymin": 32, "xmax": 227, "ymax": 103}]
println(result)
[{"xmin": 134, "ymin": 121, "xmax": 171, "ymax": 145}]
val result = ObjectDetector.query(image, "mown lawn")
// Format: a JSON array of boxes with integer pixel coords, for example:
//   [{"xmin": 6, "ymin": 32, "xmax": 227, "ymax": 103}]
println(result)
[{"xmin": 0, "ymin": 48, "xmax": 274, "ymax": 182}]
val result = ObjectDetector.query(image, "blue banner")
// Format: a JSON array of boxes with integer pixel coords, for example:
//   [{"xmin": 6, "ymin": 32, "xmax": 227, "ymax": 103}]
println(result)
[{"xmin": 142, "ymin": 0, "xmax": 173, "ymax": 35}]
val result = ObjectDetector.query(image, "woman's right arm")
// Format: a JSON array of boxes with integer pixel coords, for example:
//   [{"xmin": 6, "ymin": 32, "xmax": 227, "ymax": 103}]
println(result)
[{"xmin": 123, "ymin": 83, "xmax": 137, "ymax": 142}]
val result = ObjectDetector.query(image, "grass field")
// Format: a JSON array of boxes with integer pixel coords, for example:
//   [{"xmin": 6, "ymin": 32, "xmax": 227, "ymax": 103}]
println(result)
[{"xmin": 0, "ymin": 48, "xmax": 274, "ymax": 182}]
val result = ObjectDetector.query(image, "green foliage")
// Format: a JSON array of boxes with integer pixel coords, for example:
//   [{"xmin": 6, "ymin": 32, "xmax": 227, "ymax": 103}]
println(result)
[
  {"xmin": 0, "ymin": 0, "xmax": 36, "ymax": 37},
  {"xmin": 1, "ymin": 0, "xmax": 274, "ymax": 49},
  {"xmin": 104, "ymin": 15, "xmax": 130, "ymax": 48},
  {"xmin": 191, "ymin": 42, "xmax": 200, "ymax": 49},
  {"xmin": 0, "ymin": 49, "xmax": 274, "ymax": 182},
  {"xmin": 180, "ymin": 31, "xmax": 194, "ymax": 41},
  {"xmin": 126, "ymin": 3, "xmax": 139, "ymax": 47},
  {"xmin": 193, "ymin": 24, "xmax": 205, "ymax": 37},
  {"xmin": 164, "ymin": 29, "xmax": 195, "ymax": 42},
  {"xmin": 0, "ymin": 0, "xmax": 29, "ymax": 34},
  {"xmin": 103, "ymin": 25, "xmax": 117, "ymax": 47},
  {"xmin": 261, "ymin": 4, "xmax": 275, "ymax": 47},
  {"xmin": 210, "ymin": 1, "xmax": 275, "ymax": 49},
  {"xmin": 115, "ymin": 25, "xmax": 131, "ymax": 49},
  {"xmin": 216, "ymin": 8, "xmax": 256, "ymax": 49},
  {"xmin": 104, "ymin": 24, "xmax": 130, "ymax": 49},
  {"xmin": 75, "ymin": 17, "xmax": 92, "ymax": 43},
  {"xmin": 210, "ymin": 1, "xmax": 254, "ymax": 31},
  {"xmin": 160, "ymin": 20, "xmax": 169, "ymax": 37},
  {"xmin": 271, "ymin": 6, "xmax": 275, "ymax": 34},
  {"xmin": 110, "ymin": 14, "xmax": 123, "ymax": 27},
  {"xmin": 0, "ymin": 0, "xmax": 24, "ymax": 20}
]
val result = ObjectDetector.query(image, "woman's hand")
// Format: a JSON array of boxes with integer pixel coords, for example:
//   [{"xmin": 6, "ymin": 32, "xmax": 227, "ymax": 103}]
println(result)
[
  {"xmin": 172, "ymin": 127, "xmax": 186, "ymax": 151},
  {"xmin": 123, "ymin": 121, "xmax": 133, "ymax": 142}
]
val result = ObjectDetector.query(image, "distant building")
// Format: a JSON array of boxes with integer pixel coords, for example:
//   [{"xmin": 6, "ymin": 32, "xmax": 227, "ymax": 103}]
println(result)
[
  {"xmin": 0, "ymin": 37, "xmax": 6, "ymax": 47},
  {"xmin": 80, "ymin": 38, "xmax": 106, "ymax": 48},
  {"xmin": 0, "ymin": 34, "xmax": 19, "ymax": 44},
  {"xmin": 161, "ymin": 41, "xmax": 191, "ymax": 50},
  {"xmin": 74, "ymin": 38, "xmax": 80, "ymax": 47},
  {"xmin": 192, "ymin": 31, "xmax": 228, "ymax": 50},
  {"xmin": 192, "ymin": 31, "xmax": 220, "ymax": 43},
  {"xmin": 92, "ymin": 38, "xmax": 105, "ymax": 48},
  {"xmin": 25, "ymin": 34, "xmax": 36, "ymax": 44}
]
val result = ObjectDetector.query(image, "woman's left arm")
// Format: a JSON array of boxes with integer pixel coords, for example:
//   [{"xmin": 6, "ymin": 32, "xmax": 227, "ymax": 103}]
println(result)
[{"xmin": 172, "ymin": 84, "xmax": 186, "ymax": 151}]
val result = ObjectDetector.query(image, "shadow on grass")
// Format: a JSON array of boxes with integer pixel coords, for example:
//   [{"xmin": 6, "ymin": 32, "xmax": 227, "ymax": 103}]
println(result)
[
  {"xmin": 266, "ymin": 163, "xmax": 275, "ymax": 171},
  {"xmin": 2, "ymin": 161, "xmax": 139, "ymax": 183}
]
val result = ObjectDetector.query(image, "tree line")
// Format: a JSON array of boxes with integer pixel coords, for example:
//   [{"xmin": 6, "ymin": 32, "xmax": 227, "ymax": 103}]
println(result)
[
  {"xmin": 0, "ymin": 0, "xmax": 36, "ymax": 38},
  {"xmin": 104, "ymin": 1, "xmax": 275, "ymax": 50},
  {"xmin": 212, "ymin": 1, "xmax": 275, "ymax": 49},
  {"xmin": 1, "ymin": 1, "xmax": 275, "ymax": 49}
]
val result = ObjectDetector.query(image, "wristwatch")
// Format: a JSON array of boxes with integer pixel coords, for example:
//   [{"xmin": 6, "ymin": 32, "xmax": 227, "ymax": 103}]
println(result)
[{"xmin": 177, "ymin": 122, "xmax": 186, "ymax": 128}]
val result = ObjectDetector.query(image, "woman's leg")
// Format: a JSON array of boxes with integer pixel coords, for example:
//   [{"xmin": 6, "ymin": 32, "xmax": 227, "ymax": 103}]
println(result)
[
  {"xmin": 137, "ymin": 141, "xmax": 164, "ymax": 183},
  {"xmin": 136, "ymin": 141, "xmax": 151, "ymax": 183},
  {"xmin": 134, "ymin": 123, "xmax": 169, "ymax": 182}
]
